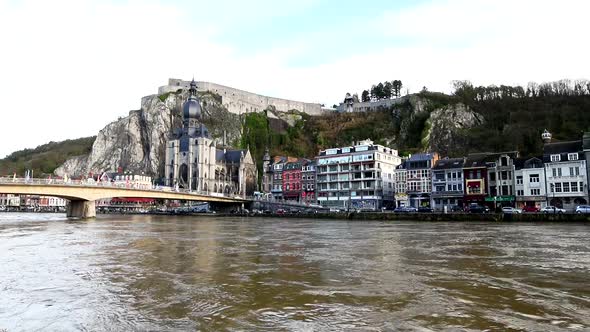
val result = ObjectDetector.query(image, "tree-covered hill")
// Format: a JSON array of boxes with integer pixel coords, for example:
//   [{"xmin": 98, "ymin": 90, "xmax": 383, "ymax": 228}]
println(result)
[
  {"xmin": 240, "ymin": 80, "xmax": 590, "ymax": 171},
  {"xmin": 0, "ymin": 137, "xmax": 95, "ymax": 177}
]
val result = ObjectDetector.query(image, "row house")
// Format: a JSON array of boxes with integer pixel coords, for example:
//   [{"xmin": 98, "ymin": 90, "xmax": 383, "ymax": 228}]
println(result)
[
  {"xmin": 261, "ymin": 151, "xmax": 305, "ymax": 202},
  {"xmin": 406, "ymin": 153, "xmax": 439, "ymax": 208},
  {"xmin": 514, "ymin": 157, "xmax": 546, "ymax": 209},
  {"xmin": 316, "ymin": 139, "xmax": 401, "ymax": 211},
  {"xmin": 463, "ymin": 154, "xmax": 490, "ymax": 206},
  {"xmin": 283, "ymin": 160, "xmax": 304, "ymax": 202},
  {"xmin": 301, "ymin": 160, "xmax": 316, "ymax": 204},
  {"xmin": 543, "ymin": 132, "xmax": 588, "ymax": 210},
  {"xmin": 393, "ymin": 162, "xmax": 408, "ymax": 207},
  {"xmin": 431, "ymin": 158, "xmax": 464, "ymax": 211},
  {"xmin": 485, "ymin": 151, "xmax": 519, "ymax": 207}
]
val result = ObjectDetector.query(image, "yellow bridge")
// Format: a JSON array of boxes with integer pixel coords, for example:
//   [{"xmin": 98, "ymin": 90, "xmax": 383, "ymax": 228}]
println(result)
[{"xmin": 0, "ymin": 178, "xmax": 247, "ymax": 218}]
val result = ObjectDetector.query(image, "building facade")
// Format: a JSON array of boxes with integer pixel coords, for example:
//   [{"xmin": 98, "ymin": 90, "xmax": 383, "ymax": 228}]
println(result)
[
  {"xmin": 283, "ymin": 160, "xmax": 303, "ymax": 202},
  {"xmin": 406, "ymin": 153, "xmax": 439, "ymax": 208},
  {"xmin": 486, "ymin": 152, "xmax": 518, "ymax": 208},
  {"xmin": 316, "ymin": 139, "xmax": 401, "ymax": 211},
  {"xmin": 301, "ymin": 160, "xmax": 316, "ymax": 204},
  {"xmin": 543, "ymin": 132, "xmax": 588, "ymax": 211},
  {"xmin": 514, "ymin": 157, "xmax": 547, "ymax": 209},
  {"xmin": 393, "ymin": 162, "xmax": 408, "ymax": 208},
  {"xmin": 165, "ymin": 79, "xmax": 257, "ymax": 197},
  {"xmin": 431, "ymin": 158, "xmax": 464, "ymax": 211},
  {"xmin": 463, "ymin": 154, "xmax": 490, "ymax": 207}
]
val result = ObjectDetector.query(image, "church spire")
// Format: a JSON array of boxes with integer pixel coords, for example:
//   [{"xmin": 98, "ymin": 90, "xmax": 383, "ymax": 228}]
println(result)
[{"xmin": 189, "ymin": 78, "xmax": 197, "ymax": 98}]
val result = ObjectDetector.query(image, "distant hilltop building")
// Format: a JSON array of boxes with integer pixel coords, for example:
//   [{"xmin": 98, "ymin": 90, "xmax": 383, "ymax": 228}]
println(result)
[
  {"xmin": 165, "ymin": 79, "xmax": 258, "ymax": 197},
  {"xmin": 159, "ymin": 78, "xmax": 326, "ymax": 116},
  {"xmin": 336, "ymin": 93, "xmax": 407, "ymax": 113}
]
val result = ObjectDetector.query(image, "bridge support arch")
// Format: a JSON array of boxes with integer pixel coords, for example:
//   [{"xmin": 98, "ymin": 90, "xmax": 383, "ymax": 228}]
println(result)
[{"xmin": 66, "ymin": 200, "xmax": 96, "ymax": 219}]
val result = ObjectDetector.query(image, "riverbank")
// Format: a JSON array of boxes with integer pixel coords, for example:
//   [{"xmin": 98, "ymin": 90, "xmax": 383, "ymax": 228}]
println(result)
[{"xmin": 255, "ymin": 212, "xmax": 590, "ymax": 222}]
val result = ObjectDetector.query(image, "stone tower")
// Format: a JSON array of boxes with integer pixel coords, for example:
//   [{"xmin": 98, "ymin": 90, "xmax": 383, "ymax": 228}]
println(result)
[{"xmin": 541, "ymin": 129, "xmax": 552, "ymax": 144}]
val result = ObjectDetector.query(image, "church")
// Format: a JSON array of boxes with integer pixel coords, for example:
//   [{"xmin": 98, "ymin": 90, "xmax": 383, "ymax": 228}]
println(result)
[{"xmin": 165, "ymin": 79, "xmax": 257, "ymax": 197}]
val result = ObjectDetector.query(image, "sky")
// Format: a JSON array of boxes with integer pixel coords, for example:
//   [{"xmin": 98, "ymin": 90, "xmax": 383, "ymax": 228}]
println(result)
[{"xmin": 1, "ymin": 0, "xmax": 589, "ymax": 158}]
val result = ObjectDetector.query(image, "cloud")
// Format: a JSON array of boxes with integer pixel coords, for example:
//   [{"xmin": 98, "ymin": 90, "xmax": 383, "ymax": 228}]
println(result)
[{"xmin": 0, "ymin": 0, "xmax": 588, "ymax": 159}]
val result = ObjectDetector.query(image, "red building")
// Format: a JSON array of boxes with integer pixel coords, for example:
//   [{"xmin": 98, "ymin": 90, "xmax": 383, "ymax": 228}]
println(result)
[
  {"xmin": 463, "ymin": 154, "xmax": 489, "ymax": 206},
  {"xmin": 282, "ymin": 160, "xmax": 303, "ymax": 202}
]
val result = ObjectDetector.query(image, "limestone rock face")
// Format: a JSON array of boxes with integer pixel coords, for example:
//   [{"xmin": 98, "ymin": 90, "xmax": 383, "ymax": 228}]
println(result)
[
  {"xmin": 55, "ymin": 90, "xmax": 241, "ymax": 179},
  {"xmin": 424, "ymin": 103, "xmax": 484, "ymax": 156}
]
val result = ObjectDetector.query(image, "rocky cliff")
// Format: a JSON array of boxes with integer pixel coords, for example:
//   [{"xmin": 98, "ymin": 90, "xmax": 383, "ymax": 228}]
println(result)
[
  {"xmin": 55, "ymin": 89, "xmax": 484, "ymax": 179},
  {"xmin": 55, "ymin": 90, "xmax": 242, "ymax": 178}
]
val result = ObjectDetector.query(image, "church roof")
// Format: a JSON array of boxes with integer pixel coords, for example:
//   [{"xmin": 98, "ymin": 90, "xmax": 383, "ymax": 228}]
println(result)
[{"xmin": 216, "ymin": 149, "xmax": 246, "ymax": 163}]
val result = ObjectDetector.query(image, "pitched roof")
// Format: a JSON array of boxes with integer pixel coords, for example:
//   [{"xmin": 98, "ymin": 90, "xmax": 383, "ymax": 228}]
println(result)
[
  {"xmin": 543, "ymin": 140, "xmax": 582, "ymax": 155},
  {"xmin": 432, "ymin": 158, "xmax": 464, "ymax": 170}
]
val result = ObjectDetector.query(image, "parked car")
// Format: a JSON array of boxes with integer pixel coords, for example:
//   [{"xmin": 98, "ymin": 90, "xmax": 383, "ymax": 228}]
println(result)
[
  {"xmin": 450, "ymin": 205, "xmax": 464, "ymax": 212},
  {"xmin": 575, "ymin": 205, "xmax": 590, "ymax": 214},
  {"xmin": 276, "ymin": 208, "xmax": 286, "ymax": 215},
  {"xmin": 0, "ymin": 205, "xmax": 6, "ymax": 212},
  {"xmin": 502, "ymin": 206, "xmax": 522, "ymax": 214},
  {"xmin": 467, "ymin": 203, "xmax": 490, "ymax": 213},
  {"xmin": 394, "ymin": 206, "xmax": 418, "ymax": 213},
  {"xmin": 540, "ymin": 206, "xmax": 566, "ymax": 214},
  {"xmin": 522, "ymin": 205, "xmax": 540, "ymax": 213},
  {"xmin": 417, "ymin": 206, "xmax": 433, "ymax": 213}
]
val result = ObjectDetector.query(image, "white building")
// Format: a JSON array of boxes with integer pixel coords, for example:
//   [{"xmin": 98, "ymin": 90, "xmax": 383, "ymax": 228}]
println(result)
[
  {"xmin": 0, "ymin": 194, "xmax": 20, "ymax": 208},
  {"xmin": 393, "ymin": 162, "xmax": 408, "ymax": 207},
  {"xmin": 542, "ymin": 131, "xmax": 588, "ymax": 211},
  {"xmin": 514, "ymin": 157, "xmax": 547, "ymax": 209},
  {"xmin": 315, "ymin": 139, "xmax": 402, "ymax": 211}
]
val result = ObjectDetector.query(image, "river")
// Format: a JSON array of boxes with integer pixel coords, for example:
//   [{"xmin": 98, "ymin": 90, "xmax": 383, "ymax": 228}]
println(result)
[{"xmin": 1, "ymin": 213, "xmax": 589, "ymax": 331}]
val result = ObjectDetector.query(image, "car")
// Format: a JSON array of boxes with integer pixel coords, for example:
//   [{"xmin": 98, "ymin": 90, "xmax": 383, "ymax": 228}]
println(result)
[
  {"xmin": 0, "ymin": 205, "xmax": 6, "ymax": 212},
  {"xmin": 467, "ymin": 203, "xmax": 489, "ymax": 213},
  {"xmin": 276, "ymin": 208, "xmax": 286, "ymax": 215},
  {"xmin": 540, "ymin": 206, "xmax": 566, "ymax": 214},
  {"xmin": 329, "ymin": 208, "xmax": 342, "ymax": 213},
  {"xmin": 522, "ymin": 205, "xmax": 540, "ymax": 213},
  {"xmin": 417, "ymin": 206, "xmax": 433, "ymax": 213},
  {"xmin": 502, "ymin": 206, "xmax": 522, "ymax": 214},
  {"xmin": 394, "ymin": 206, "xmax": 418, "ymax": 213},
  {"xmin": 450, "ymin": 205, "xmax": 464, "ymax": 212},
  {"xmin": 575, "ymin": 205, "xmax": 590, "ymax": 214}
]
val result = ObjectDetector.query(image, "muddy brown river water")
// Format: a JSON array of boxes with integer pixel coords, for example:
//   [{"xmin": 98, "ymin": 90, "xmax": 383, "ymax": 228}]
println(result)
[{"xmin": 1, "ymin": 213, "xmax": 589, "ymax": 331}]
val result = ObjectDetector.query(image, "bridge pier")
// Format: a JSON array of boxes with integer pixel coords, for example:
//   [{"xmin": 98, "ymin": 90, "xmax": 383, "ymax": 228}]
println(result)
[{"xmin": 66, "ymin": 200, "xmax": 96, "ymax": 219}]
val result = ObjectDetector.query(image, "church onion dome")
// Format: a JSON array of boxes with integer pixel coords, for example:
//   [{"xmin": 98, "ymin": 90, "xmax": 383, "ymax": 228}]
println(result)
[{"xmin": 183, "ymin": 79, "xmax": 202, "ymax": 122}]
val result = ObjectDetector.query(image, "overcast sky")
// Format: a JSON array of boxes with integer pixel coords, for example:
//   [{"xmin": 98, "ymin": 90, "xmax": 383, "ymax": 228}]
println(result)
[{"xmin": 1, "ymin": 0, "xmax": 588, "ymax": 158}]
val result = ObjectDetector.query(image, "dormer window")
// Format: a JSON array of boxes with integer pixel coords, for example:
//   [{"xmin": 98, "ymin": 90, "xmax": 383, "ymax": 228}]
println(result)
[
  {"xmin": 568, "ymin": 153, "xmax": 579, "ymax": 161},
  {"xmin": 550, "ymin": 154, "xmax": 561, "ymax": 162}
]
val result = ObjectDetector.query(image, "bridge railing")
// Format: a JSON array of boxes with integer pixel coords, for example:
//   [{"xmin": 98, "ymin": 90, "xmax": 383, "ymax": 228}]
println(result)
[{"xmin": 0, "ymin": 177, "xmax": 250, "ymax": 201}]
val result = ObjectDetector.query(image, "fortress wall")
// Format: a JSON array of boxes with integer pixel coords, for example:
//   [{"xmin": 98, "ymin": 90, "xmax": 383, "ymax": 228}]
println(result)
[{"xmin": 158, "ymin": 79, "xmax": 322, "ymax": 116}]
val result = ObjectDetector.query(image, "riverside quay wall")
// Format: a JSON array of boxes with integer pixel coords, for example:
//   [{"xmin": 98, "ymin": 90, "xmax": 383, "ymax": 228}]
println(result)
[{"xmin": 258, "ymin": 213, "xmax": 590, "ymax": 222}]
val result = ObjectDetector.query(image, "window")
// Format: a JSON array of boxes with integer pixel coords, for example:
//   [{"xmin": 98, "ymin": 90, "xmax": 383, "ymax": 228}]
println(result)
[
  {"xmin": 489, "ymin": 172, "xmax": 496, "ymax": 181},
  {"xmin": 555, "ymin": 183, "xmax": 562, "ymax": 192},
  {"xmin": 517, "ymin": 190, "xmax": 524, "ymax": 196},
  {"xmin": 563, "ymin": 182, "xmax": 570, "ymax": 192},
  {"xmin": 550, "ymin": 154, "xmax": 561, "ymax": 162},
  {"xmin": 529, "ymin": 174, "xmax": 539, "ymax": 183},
  {"xmin": 516, "ymin": 176, "xmax": 523, "ymax": 185},
  {"xmin": 575, "ymin": 167, "xmax": 580, "ymax": 176},
  {"xmin": 568, "ymin": 153, "xmax": 578, "ymax": 161},
  {"xmin": 452, "ymin": 184, "xmax": 458, "ymax": 191},
  {"xmin": 458, "ymin": 184, "xmax": 462, "ymax": 191},
  {"xmin": 552, "ymin": 168, "xmax": 557, "ymax": 177},
  {"xmin": 531, "ymin": 189, "xmax": 540, "ymax": 195},
  {"xmin": 571, "ymin": 182, "xmax": 578, "ymax": 192},
  {"xmin": 558, "ymin": 168, "xmax": 562, "ymax": 177}
]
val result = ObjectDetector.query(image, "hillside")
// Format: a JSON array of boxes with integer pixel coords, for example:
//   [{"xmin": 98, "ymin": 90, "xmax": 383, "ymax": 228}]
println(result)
[
  {"xmin": 0, "ymin": 137, "xmax": 95, "ymax": 176},
  {"xmin": 240, "ymin": 80, "xmax": 590, "ymax": 167},
  {"xmin": 3, "ymin": 79, "xmax": 589, "ymax": 183}
]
